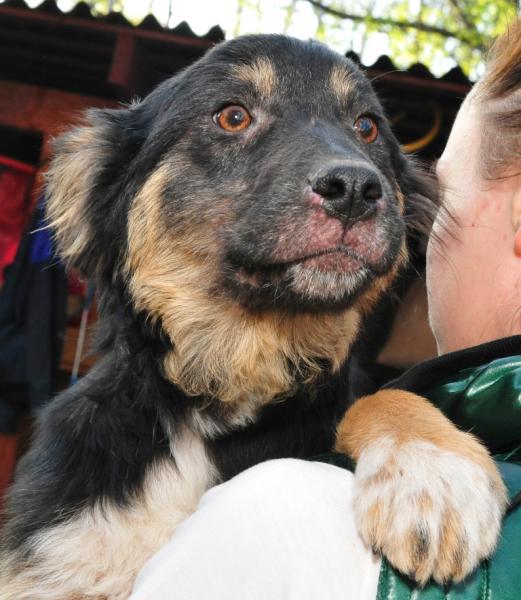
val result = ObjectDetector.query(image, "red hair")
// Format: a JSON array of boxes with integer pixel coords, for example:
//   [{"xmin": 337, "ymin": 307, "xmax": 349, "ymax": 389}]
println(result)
[{"xmin": 477, "ymin": 17, "xmax": 521, "ymax": 177}]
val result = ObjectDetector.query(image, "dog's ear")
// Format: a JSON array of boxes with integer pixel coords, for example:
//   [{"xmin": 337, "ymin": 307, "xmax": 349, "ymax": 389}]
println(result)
[
  {"xmin": 45, "ymin": 106, "xmax": 142, "ymax": 277},
  {"xmin": 395, "ymin": 153, "xmax": 439, "ymax": 249}
]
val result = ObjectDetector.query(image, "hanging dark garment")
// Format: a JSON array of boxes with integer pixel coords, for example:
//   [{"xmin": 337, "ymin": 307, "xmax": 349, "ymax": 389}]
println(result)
[
  {"xmin": 0, "ymin": 199, "xmax": 67, "ymax": 434},
  {"xmin": 0, "ymin": 156, "xmax": 36, "ymax": 284}
]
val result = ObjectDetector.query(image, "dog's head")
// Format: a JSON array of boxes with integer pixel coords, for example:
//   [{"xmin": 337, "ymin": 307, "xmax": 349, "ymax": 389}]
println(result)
[{"xmin": 46, "ymin": 35, "xmax": 435, "ymax": 402}]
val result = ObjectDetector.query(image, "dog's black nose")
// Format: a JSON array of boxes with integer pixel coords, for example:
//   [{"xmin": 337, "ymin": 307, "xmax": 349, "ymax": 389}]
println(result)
[{"xmin": 310, "ymin": 164, "xmax": 382, "ymax": 222}]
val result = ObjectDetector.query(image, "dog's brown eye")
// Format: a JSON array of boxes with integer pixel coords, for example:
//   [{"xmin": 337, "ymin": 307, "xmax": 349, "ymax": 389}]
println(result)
[
  {"xmin": 354, "ymin": 116, "xmax": 378, "ymax": 143},
  {"xmin": 214, "ymin": 105, "xmax": 252, "ymax": 132}
]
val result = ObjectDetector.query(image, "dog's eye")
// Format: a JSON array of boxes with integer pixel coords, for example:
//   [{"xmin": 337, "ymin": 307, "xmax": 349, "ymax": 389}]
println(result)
[
  {"xmin": 213, "ymin": 105, "xmax": 252, "ymax": 132},
  {"xmin": 354, "ymin": 116, "xmax": 378, "ymax": 143}
]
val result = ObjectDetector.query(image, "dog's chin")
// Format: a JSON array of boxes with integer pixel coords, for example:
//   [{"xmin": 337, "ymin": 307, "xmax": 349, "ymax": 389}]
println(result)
[{"xmin": 287, "ymin": 260, "xmax": 372, "ymax": 305}]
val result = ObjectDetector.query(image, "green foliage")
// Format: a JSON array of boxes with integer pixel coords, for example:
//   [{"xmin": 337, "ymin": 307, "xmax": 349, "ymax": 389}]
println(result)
[
  {"xmin": 85, "ymin": 0, "xmax": 125, "ymax": 16},
  {"xmin": 306, "ymin": 0, "xmax": 518, "ymax": 77}
]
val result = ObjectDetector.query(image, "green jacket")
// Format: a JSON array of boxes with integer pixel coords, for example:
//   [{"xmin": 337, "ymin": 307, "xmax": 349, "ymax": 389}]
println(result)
[{"xmin": 324, "ymin": 336, "xmax": 521, "ymax": 600}]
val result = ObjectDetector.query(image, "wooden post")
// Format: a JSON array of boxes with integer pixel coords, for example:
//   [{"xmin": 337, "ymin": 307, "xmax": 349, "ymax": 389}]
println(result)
[{"xmin": 108, "ymin": 32, "xmax": 138, "ymax": 91}]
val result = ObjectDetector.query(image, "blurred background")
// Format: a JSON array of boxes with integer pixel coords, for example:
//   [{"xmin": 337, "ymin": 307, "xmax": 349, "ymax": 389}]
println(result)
[{"xmin": 0, "ymin": 0, "xmax": 518, "ymax": 499}]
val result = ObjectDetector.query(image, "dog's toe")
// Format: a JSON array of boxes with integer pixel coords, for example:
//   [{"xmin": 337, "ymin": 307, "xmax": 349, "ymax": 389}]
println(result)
[{"xmin": 353, "ymin": 435, "xmax": 507, "ymax": 585}]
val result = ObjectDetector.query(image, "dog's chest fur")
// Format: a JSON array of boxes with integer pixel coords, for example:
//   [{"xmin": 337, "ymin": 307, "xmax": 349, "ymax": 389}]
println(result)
[
  {"xmin": 0, "ymin": 354, "xmax": 355, "ymax": 600},
  {"xmin": 0, "ymin": 429, "xmax": 215, "ymax": 600}
]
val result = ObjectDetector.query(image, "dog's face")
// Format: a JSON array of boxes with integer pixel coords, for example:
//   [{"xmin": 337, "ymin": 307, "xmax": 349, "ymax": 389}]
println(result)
[
  {"xmin": 148, "ymin": 36, "xmax": 406, "ymax": 313},
  {"xmin": 176, "ymin": 38, "xmax": 409, "ymax": 313},
  {"xmin": 47, "ymin": 34, "xmax": 433, "ymax": 326}
]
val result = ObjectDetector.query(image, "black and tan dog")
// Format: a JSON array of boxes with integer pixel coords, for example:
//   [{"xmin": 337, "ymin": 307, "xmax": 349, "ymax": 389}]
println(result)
[{"xmin": 0, "ymin": 35, "xmax": 506, "ymax": 599}]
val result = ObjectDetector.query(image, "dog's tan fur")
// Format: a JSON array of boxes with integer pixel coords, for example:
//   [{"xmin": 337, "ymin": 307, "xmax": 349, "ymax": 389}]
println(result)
[
  {"xmin": 125, "ymin": 163, "xmax": 361, "ymax": 405},
  {"xmin": 355, "ymin": 240, "xmax": 407, "ymax": 317},
  {"xmin": 45, "ymin": 123, "xmax": 103, "ymax": 266},
  {"xmin": 330, "ymin": 64, "xmax": 356, "ymax": 102},
  {"xmin": 234, "ymin": 57, "xmax": 277, "ymax": 98},
  {"xmin": 336, "ymin": 389, "xmax": 501, "ymax": 476}
]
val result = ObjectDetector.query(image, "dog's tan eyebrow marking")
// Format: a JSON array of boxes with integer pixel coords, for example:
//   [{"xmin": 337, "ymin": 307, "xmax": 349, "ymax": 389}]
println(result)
[
  {"xmin": 234, "ymin": 57, "xmax": 277, "ymax": 97},
  {"xmin": 330, "ymin": 64, "xmax": 356, "ymax": 101}
]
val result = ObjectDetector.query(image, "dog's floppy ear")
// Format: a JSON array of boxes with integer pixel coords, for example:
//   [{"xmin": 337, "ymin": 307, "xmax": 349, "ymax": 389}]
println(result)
[
  {"xmin": 45, "ymin": 106, "xmax": 141, "ymax": 277},
  {"xmin": 395, "ymin": 153, "xmax": 439, "ymax": 248}
]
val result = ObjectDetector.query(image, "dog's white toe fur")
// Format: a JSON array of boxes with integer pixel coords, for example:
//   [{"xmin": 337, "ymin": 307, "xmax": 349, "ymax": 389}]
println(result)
[{"xmin": 353, "ymin": 436, "xmax": 507, "ymax": 584}]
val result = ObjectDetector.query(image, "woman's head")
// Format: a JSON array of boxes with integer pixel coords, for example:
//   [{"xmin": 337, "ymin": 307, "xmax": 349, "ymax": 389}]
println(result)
[{"xmin": 427, "ymin": 18, "xmax": 521, "ymax": 355}]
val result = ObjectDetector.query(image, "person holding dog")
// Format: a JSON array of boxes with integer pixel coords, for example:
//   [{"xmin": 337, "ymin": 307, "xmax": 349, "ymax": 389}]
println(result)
[{"xmin": 129, "ymin": 18, "xmax": 521, "ymax": 600}]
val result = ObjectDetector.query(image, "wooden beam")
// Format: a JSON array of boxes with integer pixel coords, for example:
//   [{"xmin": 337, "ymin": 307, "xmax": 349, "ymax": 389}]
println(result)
[
  {"xmin": 368, "ymin": 69, "xmax": 471, "ymax": 95},
  {"xmin": 108, "ymin": 32, "xmax": 137, "ymax": 88}
]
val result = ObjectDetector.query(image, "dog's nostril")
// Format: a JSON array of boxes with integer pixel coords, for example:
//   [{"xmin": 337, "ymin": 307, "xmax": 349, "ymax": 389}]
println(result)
[
  {"xmin": 312, "ymin": 176, "xmax": 346, "ymax": 200},
  {"xmin": 324, "ymin": 178, "xmax": 345, "ymax": 199},
  {"xmin": 362, "ymin": 180, "xmax": 382, "ymax": 203}
]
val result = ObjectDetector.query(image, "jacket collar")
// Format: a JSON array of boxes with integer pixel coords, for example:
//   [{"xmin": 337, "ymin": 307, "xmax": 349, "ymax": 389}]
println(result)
[{"xmin": 385, "ymin": 335, "xmax": 521, "ymax": 394}]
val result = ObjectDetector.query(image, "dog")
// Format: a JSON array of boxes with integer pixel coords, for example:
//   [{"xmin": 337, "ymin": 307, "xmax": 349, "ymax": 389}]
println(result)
[{"xmin": 0, "ymin": 35, "xmax": 506, "ymax": 599}]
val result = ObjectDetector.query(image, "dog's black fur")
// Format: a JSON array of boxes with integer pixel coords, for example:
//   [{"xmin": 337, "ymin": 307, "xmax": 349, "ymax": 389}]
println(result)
[{"xmin": 0, "ymin": 35, "xmax": 435, "ymax": 597}]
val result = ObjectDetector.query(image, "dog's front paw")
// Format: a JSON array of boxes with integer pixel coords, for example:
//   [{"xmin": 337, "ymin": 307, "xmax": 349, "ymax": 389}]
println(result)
[{"xmin": 353, "ymin": 435, "xmax": 507, "ymax": 585}]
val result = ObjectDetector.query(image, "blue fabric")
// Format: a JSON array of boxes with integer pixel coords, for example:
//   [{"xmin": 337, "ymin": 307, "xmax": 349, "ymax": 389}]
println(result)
[{"xmin": 28, "ymin": 200, "xmax": 54, "ymax": 265}]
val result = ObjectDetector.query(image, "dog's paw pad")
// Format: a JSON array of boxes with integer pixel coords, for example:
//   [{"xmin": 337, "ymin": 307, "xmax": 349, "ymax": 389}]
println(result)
[{"xmin": 353, "ymin": 437, "xmax": 507, "ymax": 585}]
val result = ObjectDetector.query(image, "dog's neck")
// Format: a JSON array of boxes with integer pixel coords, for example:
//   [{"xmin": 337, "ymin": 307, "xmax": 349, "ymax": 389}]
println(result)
[
  {"xmin": 159, "ymin": 293, "xmax": 360, "ymax": 405},
  {"xmin": 123, "ymin": 243, "xmax": 360, "ymax": 405}
]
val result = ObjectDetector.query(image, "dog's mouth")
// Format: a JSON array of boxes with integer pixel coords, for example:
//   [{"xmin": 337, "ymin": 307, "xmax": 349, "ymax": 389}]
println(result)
[
  {"xmin": 225, "ymin": 195, "xmax": 404, "ymax": 310},
  {"xmin": 234, "ymin": 245, "xmax": 368, "ymax": 289},
  {"xmin": 293, "ymin": 247, "xmax": 363, "ymax": 271},
  {"xmin": 233, "ymin": 208, "xmax": 402, "ymax": 282},
  {"xmin": 272, "ymin": 208, "xmax": 399, "ymax": 273},
  {"xmin": 267, "ymin": 245, "xmax": 365, "ymax": 273}
]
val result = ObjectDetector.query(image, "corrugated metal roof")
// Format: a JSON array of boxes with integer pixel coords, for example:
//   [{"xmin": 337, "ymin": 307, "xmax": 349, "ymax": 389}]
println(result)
[{"xmin": 1, "ymin": 0, "xmax": 225, "ymax": 42}]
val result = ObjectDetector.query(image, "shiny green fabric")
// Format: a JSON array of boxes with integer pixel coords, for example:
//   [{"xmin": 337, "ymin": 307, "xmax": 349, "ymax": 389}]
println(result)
[
  {"xmin": 427, "ymin": 356, "xmax": 521, "ymax": 461},
  {"xmin": 376, "ymin": 355, "xmax": 521, "ymax": 600}
]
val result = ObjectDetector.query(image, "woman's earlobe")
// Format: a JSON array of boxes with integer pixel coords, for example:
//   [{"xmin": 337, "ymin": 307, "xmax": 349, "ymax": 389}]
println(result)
[
  {"xmin": 511, "ymin": 187, "xmax": 521, "ymax": 257},
  {"xmin": 514, "ymin": 226, "xmax": 521, "ymax": 258}
]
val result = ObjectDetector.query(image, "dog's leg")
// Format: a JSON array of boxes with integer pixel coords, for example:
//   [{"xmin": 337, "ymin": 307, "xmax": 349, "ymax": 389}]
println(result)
[{"xmin": 335, "ymin": 389, "xmax": 507, "ymax": 584}]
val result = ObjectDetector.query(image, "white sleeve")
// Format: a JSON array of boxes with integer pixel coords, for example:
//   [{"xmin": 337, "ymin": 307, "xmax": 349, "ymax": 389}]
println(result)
[{"xmin": 130, "ymin": 458, "xmax": 381, "ymax": 600}]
